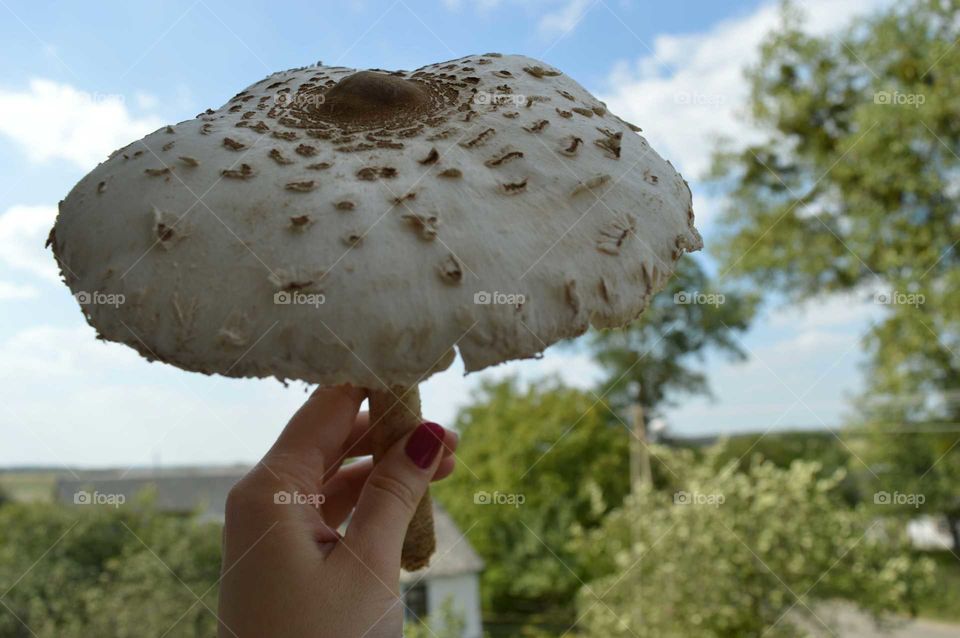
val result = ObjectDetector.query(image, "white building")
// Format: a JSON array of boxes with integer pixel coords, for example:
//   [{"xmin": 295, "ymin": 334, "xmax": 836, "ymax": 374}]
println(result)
[{"xmin": 55, "ymin": 467, "xmax": 484, "ymax": 637}]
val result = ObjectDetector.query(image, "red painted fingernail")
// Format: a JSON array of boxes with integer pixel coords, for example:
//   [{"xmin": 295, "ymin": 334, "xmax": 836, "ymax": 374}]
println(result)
[{"xmin": 405, "ymin": 422, "xmax": 445, "ymax": 469}]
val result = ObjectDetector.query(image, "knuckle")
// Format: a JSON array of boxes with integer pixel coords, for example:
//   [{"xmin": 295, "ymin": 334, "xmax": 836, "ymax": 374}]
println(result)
[{"xmin": 366, "ymin": 472, "xmax": 418, "ymax": 515}]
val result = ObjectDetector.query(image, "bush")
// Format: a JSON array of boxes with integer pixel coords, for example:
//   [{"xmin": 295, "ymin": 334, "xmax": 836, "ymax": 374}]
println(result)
[
  {"xmin": 572, "ymin": 446, "xmax": 934, "ymax": 637},
  {"xmin": 0, "ymin": 501, "xmax": 221, "ymax": 638}
]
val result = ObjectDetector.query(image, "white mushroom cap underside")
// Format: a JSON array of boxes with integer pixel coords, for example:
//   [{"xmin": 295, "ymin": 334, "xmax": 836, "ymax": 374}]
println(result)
[{"xmin": 51, "ymin": 53, "xmax": 702, "ymax": 389}]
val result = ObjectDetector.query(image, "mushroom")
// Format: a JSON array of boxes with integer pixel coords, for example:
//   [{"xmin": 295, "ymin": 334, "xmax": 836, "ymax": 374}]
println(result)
[{"xmin": 48, "ymin": 54, "xmax": 702, "ymax": 571}]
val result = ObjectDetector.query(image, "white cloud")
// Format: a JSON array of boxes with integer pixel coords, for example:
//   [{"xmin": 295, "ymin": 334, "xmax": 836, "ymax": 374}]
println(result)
[
  {"xmin": 0, "ymin": 79, "xmax": 164, "ymax": 170},
  {"xmin": 538, "ymin": 0, "xmax": 593, "ymax": 37},
  {"xmin": 0, "ymin": 281, "xmax": 38, "ymax": 300},
  {"xmin": 599, "ymin": 0, "xmax": 893, "ymax": 226},
  {"xmin": 0, "ymin": 204, "xmax": 59, "ymax": 297}
]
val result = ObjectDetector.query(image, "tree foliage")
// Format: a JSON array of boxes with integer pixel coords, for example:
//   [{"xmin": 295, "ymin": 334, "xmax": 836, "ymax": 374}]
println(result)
[
  {"xmin": 434, "ymin": 377, "xmax": 630, "ymax": 625},
  {"xmin": 590, "ymin": 257, "xmax": 756, "ymax": 416},
  {"xmin": 573, "ymin": 446, "xmax": 934, "ymax": 637},
  {"xmin": 0, "ymin": 501, "xmax": 221, "ymax": 638},
  {"xmin": 712, "ymin": 0, "xmax": 960, "ymax": 537}
]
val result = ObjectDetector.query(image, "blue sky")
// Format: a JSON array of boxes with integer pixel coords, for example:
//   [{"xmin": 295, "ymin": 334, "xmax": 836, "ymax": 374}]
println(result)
[{"xmin": 0, "ymin": 0, "xmax": 892, "ymax": 467}]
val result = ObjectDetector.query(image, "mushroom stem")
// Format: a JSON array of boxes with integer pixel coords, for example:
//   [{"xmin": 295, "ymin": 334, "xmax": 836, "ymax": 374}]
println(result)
[{"xmin": 369, "ymin": 385, "xmax": 436, "ymax": 571}]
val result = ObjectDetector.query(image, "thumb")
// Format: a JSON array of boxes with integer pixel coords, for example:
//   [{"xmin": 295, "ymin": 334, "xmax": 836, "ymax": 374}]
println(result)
[{"xmin": 340, "ymin": 422, "xmax": 450, "ymax": 572}]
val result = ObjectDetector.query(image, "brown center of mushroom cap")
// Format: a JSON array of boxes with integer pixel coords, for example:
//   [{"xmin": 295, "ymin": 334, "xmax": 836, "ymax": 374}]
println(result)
[
  {"xmin": 275, "ymin": 69, "xmax": 459, "ymax": 132},
  {"xmin": 320, "ymin": 72, "xmax": 431, "ymax": 118}
]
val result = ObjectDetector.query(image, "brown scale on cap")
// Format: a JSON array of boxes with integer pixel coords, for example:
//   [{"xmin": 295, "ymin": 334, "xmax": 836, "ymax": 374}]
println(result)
[
  {"xmin": 595, "ymin": 128, "xmax": 623, "ymax": 159},
  {"xmin": 269, "ymin": 149, "xmax": 294, "ymax": 165},
  {"xmin": 285, "ymin": 180, "xmax": 316, "ymax": 192},
  {"xmin": 572, "ymin": 174, "xmax": 611, "ymax": 197},
  {"xmin": 221, "ymin": 163, "xmax": 255, "ymax": 179},
  {"xmin": 418, "ymin": 148, "xmax": 440, "ymax": 165},
  {"xmin": 401, "ymin": 213, "xmax": 439, "ymax": 240},
  {"xmin": 392, "ymin": 191, "xmax": 417, "ymax": 206},
  {"xmin": 485, "ymin": 150, "xmax": 523, "ymax": 167},
  {"xmin": 437, "ymin": 254, "xmax": 463, "ymax": 284},
  {"xmin": 523, "ymin": 120, "xmax": 549, "ymax": 133},
  {"xmin": 356, "ymin": 166, "xmax": 397, "ymax": 180},
  {"xmin": 525, "ymin": 96, "xmax": 550, "ymax": 108},
  {"xmin": 596, "ymin": 213, "xmax": 637, "ymax": 256},
  {"xmin": 288, "ymin": 214, "xmax": 312, "ymax": 230},
  {"xmin": 500, "ymin": 178, "xmax": 527, "ymax": 194},
  {"xmin": 523, "ymin": 65, "xmax": 561, "ymax": 78},
  {"xmin": 341, "ymin": 231, "xmax": 364, "ymax": 247},
  {"xmin": 560, "ymin": 136, "xmax": 583, "ymax": 156},
  {"xmin": 460, "ymin": 128, "xmax": 495, "ymax": 148}
]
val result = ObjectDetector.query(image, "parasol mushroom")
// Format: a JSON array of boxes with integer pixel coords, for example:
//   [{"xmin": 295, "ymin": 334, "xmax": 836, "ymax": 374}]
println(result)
[{"xmin": 48, "ymin": 53, "xmax": 702, "ymax": 570}]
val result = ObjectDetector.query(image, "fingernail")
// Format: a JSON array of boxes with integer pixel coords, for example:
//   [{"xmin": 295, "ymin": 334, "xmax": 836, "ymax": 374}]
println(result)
[{"xmin": 405, "ymin": 422, "xmax": 445, "ymax": 469}]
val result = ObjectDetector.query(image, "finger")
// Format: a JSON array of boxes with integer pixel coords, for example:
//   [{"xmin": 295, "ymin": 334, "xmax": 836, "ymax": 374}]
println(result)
[
  {"xmin": 337, "ymin": 422, "xmax": 453, "ymax": 573},
  {"xmin": 267, "ymin": 385, "xmax": 365, "ymax": 470},
  {"xmin": 323, "ymin": 419, "xmax": 457, "ymax": 482},
  {"xmin": 322, "ymin": 450, "xmax": 456, "ymax": 529},
  {"xmin": 320, "ymin": 412, "xmax": 375, "ymax": 481}
]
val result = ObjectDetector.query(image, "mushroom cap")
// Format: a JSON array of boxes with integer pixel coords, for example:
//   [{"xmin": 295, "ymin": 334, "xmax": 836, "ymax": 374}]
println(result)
[{"xmin": 50, "ymin": 54, "xmax": 702, "ymax": 390}]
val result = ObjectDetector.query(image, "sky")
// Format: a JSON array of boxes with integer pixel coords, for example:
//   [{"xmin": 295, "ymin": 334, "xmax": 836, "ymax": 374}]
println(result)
[{"xmin": 0, "ymin": 0, "xmax": 895, "ymax": 468}]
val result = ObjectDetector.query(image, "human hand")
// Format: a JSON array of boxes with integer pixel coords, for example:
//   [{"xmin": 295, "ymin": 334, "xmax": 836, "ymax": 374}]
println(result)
[{"xmin": 217, "ymin": 385, "xmax": 457, "ymax": 637}]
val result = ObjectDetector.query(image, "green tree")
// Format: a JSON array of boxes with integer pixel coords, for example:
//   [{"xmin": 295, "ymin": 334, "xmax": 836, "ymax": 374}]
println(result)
[
  {"xmin": 404, "ymin": 599, "xmax": 466, "ymax": 638},
  {"xmin": 590, "ymin": 257, "xmax": 756, "ymax": 417},
  {"xmin": 434, "ymin": 377, "xmax": 630, "ymax": 630},
  {"xmin": 0, "ymin": 501, "xmax": 221, "ymax": 638},
  {"xmin": 711, "ymin": 0, "xmax": 960, "ymax": 544},
  {"xmin": 573, "ymin": 446, "xmax": 934, "ymax": 637}
]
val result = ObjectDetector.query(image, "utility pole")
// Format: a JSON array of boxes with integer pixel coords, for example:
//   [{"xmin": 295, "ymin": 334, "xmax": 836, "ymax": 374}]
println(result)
[{"xmin": 628, "ymin": 381, "xmax": 653, "ymax": 492}]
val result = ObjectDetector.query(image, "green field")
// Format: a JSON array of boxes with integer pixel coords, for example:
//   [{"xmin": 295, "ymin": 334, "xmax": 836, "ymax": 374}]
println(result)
[{"xmin": 0, "ymin": 471, "xmax": 57, "ymax": 503}]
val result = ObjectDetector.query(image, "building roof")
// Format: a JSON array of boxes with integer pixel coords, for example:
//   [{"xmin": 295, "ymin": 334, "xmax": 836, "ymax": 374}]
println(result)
[{"xmin": 54, "ymin": 467, "xmax": 483, "ymax": 578}]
